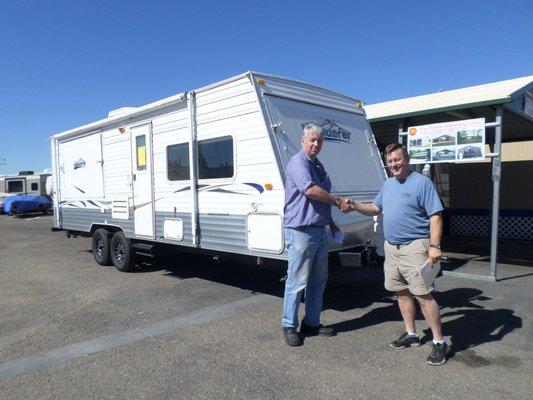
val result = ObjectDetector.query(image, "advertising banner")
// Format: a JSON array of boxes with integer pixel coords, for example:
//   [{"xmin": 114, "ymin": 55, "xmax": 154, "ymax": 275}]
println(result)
[{"xmin": 407, "ymin": 118, "xmax": 486, "ymax": 164}]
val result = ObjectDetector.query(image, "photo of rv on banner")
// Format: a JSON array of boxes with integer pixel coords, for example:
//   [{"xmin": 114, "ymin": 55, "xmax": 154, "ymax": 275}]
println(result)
[{"xmin": 407, "ymin": 118, "xmax": 486, "ymax": 164}]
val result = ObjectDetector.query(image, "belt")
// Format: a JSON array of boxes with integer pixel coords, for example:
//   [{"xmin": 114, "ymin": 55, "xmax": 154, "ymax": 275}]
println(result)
[
  {"xmin": 293, "ymin": 225, "xmax": 325, "ymax": 231},
  {"xmin": 387, "ymin": 241, "xmax": 409, "ymax": 249},
  {"xmin": 388, "ymin": 238, "xmax": 428, "ymax": 249}
]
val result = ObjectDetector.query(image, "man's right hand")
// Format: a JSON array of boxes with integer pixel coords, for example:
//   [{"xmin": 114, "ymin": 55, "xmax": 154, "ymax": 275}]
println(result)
[
  {"xmin": 343, "ymin": 199, "xmax": 382, "ymax": 216},
  {"xmin": 338, "ymin": 197, "xmax": 351, "ymax": 213},
  {"xmin": 340, "ymin": 198, "xmax": 353, "ymax": 213}
]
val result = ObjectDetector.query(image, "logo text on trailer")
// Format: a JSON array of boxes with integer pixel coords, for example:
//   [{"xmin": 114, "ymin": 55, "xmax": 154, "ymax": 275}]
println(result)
[
  {"xmin": 73, "ymin": 158, "xmax": 86, "ymax": 170},
  {"xmin": 302, "ymin": 119, "xmax": 352, "ymax": 143}
]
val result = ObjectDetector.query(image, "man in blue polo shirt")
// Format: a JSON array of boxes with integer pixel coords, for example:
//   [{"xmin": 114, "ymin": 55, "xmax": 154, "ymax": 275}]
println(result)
[
  {"xmin": 345, "ymin": 143, "xmax": 449, "ymax": 365},
  {"xmin": 282, "ymin": 123, "xmax": 350, "ymax": 347}
]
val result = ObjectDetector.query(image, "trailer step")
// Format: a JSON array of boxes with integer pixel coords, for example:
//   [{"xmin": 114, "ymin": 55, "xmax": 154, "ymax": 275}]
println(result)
[
  {"xmin": 338, "ymin": 252, "xmax": 364, "ymax": 268},
  {"xmin": 132, "ymin": 242, "xmax": 156, "ymax": 257}
]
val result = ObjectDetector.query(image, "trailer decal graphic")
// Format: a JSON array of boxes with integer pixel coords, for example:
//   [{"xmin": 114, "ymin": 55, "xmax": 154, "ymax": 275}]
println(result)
[
  {"xmin": 174, "ymin": 186, "xmax": 191, "ymax": 193},
  {"xmin": 157, "ymin": 183, "xmax": 265, "ymax": 202},
  {"xmin": 301, "ymin": 119, "xmax": 352, "ymax": 144},
  {"xmin": 60, "ymin": 200, "xmax": 111, "ymax": 210},
  {"xmin": 209, "ymin": 188, "xmax": 253, "ymax": 195},
  {"xmin": 173, "ymin": 184, "xmax": 209, "ymax": 193},
  {"xmin": 243, "ymin": 183, "xmax": 264, "ymax": 193},
  {"xmin": 73, "ymin": 158, "xmax": 86, "ymax": 170},
  {"xmin": 198, "ymin": 183, "xmax": 264, "ymax": 194}
]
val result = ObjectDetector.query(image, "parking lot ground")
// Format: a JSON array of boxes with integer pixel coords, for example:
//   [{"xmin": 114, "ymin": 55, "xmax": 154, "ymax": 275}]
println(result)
[{"xmin": 0, "ymin": 215, "xmax": 531, "ymax": 399}]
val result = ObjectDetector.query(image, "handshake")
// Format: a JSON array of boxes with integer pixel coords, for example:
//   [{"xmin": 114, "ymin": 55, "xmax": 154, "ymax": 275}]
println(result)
[{"xmin": 334, "ymin": 197, "xmax": 356, "ymax": 214}]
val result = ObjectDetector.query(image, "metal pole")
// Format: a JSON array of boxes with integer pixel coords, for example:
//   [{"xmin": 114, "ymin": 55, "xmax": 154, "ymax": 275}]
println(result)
[
  {"xmin": 489, "ymin": 106, "xmax": 503, "ymax": 280},
  {"xmin": 187, "ymin": 91, "xmax": 200, "ymax": 247},
  {"xmin": 398, "ymin": 120, "xmax": 406, "ymax": 144}
]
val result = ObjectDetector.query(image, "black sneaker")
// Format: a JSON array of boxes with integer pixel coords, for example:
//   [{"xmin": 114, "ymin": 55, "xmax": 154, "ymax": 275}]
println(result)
[
  {"xmin": 390, "ymin": 332, "xmax": 421, "ymax": 349},
  {"xmin": 283, "ymin": 327, "xmax": 303, "ymax": 346},
  {"xmin": 300, "ymin": 320, "xmax": 336, "ymax": 337},
  {"xmin": 426, "ymin": 342, "xmax": 449, "ymax": 366}
]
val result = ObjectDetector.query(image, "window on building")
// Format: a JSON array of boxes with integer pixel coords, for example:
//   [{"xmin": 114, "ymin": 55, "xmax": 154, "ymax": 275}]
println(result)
[
  {"xmin": 198, "ymin": 136, "xmax": 234, "ymax": 179},
  {"xmin": 7, "ymin": 180, "xmax": 23, "ymax": 193},
  {"xmin": 167, "ymin": 143, "xmax": 190, "ymax": 181},
  {"xmin": 136, "ymin": 135, "xmax": 147, "ymax": 171},
  {"xmin": 31, "ymin": 183, "xmax": 39, "ymax": 191}
]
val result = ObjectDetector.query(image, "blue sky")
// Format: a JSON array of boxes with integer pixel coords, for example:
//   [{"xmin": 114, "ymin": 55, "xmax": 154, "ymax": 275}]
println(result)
[{"xmin": 1, "ymin": 0, "xmax": 532, "ymax": 174}]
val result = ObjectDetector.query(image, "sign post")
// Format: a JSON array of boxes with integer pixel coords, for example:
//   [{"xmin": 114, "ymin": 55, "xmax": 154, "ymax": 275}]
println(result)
[{"xmin": 399, "ymin": 117, "xmax": 502, "ymax": 281}]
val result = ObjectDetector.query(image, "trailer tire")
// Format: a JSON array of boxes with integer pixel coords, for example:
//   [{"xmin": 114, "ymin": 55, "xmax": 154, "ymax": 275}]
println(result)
[
  {"xmin": 92, "ymin": 229, "xmax": 112, "ymax": 266},
  {"xmin": 110, "ymin": 231, "xmax": 134, "ymax": 272}
]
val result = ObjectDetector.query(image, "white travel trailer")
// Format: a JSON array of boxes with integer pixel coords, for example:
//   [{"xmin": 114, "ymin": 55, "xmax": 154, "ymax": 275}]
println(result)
[
  {"xmin": 0, "ymin": 171, "xmax": 51, "ymax": 197},
  {"xmin": 51, "ymin": 72, "xmax": 386, "ymax": 271}
]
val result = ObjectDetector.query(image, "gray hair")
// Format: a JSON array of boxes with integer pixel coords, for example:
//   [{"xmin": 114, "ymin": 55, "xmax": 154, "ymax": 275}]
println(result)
[
  {"xmin": 384, "ymin": 143, "xmax": 409, "ymax": 159},
  {"xmin": 301, "ymin": 123, "xmax": 324, "ymax": 140}
]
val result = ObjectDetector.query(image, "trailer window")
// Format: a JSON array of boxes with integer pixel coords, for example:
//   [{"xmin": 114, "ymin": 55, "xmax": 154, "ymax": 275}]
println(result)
[
  {"xmin": 7, "ymin": 180, "xmax": 23, "ymax": 193},
  {"xmin": 31, "ymin": 183, "xmax": 39, "ymax": 191},
  {"xmin": 198, "ymin": 136, "xmax": 234, "ymax": 179},
  {"xmin": 167, "ymin": 143, "xmax": 190, "ymax": 181},
  {"xmin": 136, "ymin": 135, "xmax": 147, "ymax": 171}
]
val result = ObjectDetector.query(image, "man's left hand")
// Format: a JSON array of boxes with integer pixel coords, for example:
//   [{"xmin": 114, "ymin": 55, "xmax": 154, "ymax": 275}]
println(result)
[{"xmin": 428, "ymin": 247, "xmax": 442, "ymax": 265}]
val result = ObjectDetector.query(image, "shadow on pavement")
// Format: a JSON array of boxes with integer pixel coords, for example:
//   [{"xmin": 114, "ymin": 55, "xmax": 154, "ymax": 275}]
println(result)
[
  {"xmin": 90, "ymin": 247, "xmax": 523, "ymax": 359},
  {"xmin": 104, "ymin": 249, "xmax": 392, "ymax": 314},
  {"xmin": 327, "ymin": 285, "xmax": 523, "ymax": 364},
  {"xmin": 431, "ymin": 288, "xmax": 522, "ymax": 357},
  {"xmin": 443, "ymin": 235, "xmax": 533, "ymax": 267}
]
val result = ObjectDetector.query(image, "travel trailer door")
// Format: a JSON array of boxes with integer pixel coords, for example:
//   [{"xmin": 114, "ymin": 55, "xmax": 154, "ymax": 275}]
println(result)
[
  {"xmin": 130, "ymin": 124, "xmax": 155, "ymax": 238},
  {"xmin": 56, "ymin": 133, "xmax": 105, "ymax": 199}
]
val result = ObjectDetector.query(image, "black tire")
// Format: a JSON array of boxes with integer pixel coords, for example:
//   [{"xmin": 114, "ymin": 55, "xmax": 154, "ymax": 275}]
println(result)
[
  {"xmin": 92, "ymin": 228, "xmax": 112, "ymax": 266},
  {"xmin": 110, "ymin": 231, "xmax": 134, "ymax": 272}
]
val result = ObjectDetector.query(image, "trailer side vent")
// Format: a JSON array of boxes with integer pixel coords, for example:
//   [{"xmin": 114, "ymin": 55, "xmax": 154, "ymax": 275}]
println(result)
[{"xmin": 112, "ymin": 198, "xmax": 129, "ymax": 220}]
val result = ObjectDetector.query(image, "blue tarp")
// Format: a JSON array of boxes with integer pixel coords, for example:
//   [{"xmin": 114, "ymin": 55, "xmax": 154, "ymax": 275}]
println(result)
[{"xmin": 2, "ymin": 195, "xmax": 52, "ymax": 214}]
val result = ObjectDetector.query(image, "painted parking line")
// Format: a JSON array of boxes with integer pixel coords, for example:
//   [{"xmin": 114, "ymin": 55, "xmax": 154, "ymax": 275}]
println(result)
[{"xmin": 0, "ymin": 293, "xmax": 274, "ymax": 381}]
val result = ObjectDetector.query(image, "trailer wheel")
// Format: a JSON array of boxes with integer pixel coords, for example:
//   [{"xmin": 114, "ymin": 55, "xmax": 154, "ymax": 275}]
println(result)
[
  {"xmin": 92, "ymin": 229, "xmax": 112, "ymax": 266},
  {"xmin": 110, "ymin": 231, "xmax": 134, "ymax": 272}
]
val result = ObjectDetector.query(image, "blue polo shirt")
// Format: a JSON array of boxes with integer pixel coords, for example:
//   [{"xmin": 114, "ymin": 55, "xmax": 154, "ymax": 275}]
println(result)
[
  {"xmin": 373, "ymin": 171, "xmax": 443, "ymax": 245},
  {"xmin": 284, "ymin": 150, "xmax": 333, "ymax": 229}
]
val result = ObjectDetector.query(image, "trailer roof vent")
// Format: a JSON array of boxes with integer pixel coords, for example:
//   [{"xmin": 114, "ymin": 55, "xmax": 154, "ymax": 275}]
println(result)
[
  {"xmin": 107, "ymin": 107, "xmax": 137, "ymax": 118},
  {"xmin": 18, "ymin": 170, "xmax": 34, "ymax": 175}
]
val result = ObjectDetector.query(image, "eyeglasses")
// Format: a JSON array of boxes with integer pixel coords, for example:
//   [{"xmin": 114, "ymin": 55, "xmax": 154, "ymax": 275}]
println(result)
[{"xmin": 386, "ymin": 157, "xmax": 405, "ymax": 166}]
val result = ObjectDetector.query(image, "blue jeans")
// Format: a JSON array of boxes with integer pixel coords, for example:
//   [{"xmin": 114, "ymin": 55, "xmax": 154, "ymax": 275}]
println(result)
[{"xmin": 282, "ymin": 226, "xmax": 329, "ymax": 328}]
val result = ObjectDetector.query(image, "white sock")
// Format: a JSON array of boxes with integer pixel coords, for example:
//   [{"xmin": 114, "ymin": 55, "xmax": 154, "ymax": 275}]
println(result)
[
  {"xmin": 433, "ymin": 339, "xmax": 445, "ymax": 345},
  {"xmin": 407, "ymin": 332, "xmax": 417, "ymax": 337}
]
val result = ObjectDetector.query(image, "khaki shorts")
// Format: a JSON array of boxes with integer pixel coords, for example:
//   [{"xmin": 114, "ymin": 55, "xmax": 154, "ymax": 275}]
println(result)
[{"xmin": 384, "ymin": 238, "xmax": 438, "ymax": 295}]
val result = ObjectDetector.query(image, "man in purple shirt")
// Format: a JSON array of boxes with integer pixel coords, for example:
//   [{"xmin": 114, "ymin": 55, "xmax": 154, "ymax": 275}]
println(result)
[{"xmin": 282, "ymin": 123, "xmax": 349, "ymax": 346}]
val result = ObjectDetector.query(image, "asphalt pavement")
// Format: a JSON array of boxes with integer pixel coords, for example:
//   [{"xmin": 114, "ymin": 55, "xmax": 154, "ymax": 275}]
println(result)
[{"xmin": 0, "ymin": 214, "xmax": 531, "ymax": 399}]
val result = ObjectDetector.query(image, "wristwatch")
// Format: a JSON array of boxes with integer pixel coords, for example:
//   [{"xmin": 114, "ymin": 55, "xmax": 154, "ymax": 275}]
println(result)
[{"xmin": 430, "ymin": 243, "xmax": 441, "ymax": 249}]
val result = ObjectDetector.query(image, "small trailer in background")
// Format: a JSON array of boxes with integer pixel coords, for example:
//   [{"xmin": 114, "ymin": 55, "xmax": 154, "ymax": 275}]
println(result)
[
  {"xmin": 50, "ymin": 72, "xmax": 386, "ymax": 271},
  {"xmin": 0, "ymin": 170, "xmax": 52, "ymax": 213},
  {"xmin": 0, "ymin": 170, "xmax": 51, "ymax": 196}
]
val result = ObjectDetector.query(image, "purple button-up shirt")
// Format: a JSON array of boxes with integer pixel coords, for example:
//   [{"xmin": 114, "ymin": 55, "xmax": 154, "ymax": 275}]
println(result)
[{"xmin": 284, "ymin": 150, "xmax": 333, "ymax": 229}]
